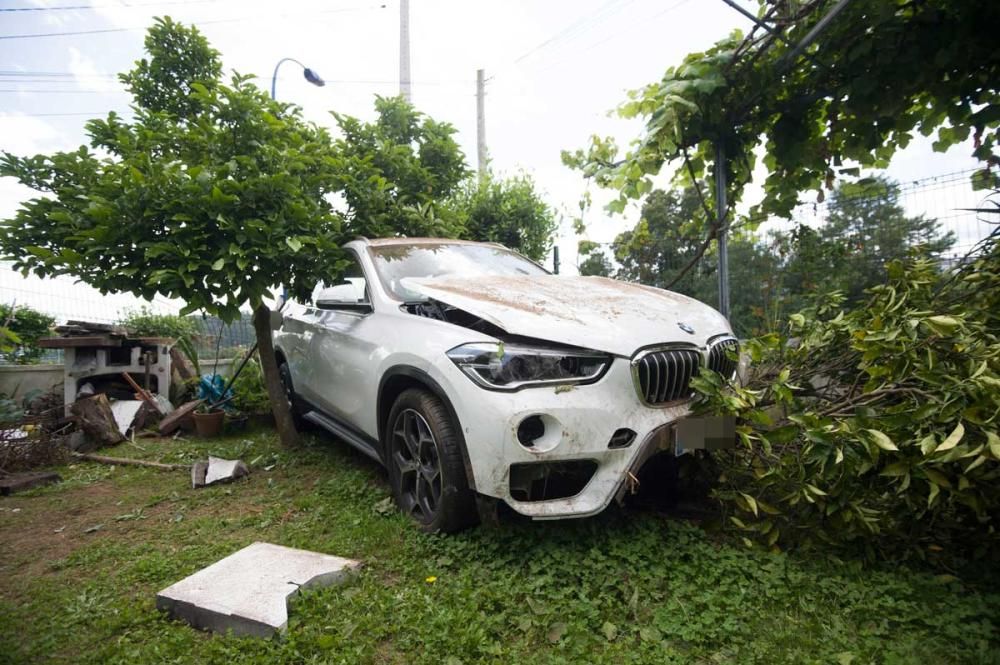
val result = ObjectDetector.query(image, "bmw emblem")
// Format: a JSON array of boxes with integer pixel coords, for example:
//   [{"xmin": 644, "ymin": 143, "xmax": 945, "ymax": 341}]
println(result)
[{"xmin": 677, "ymin": 322, "xmax": 695, "ymax": 335}]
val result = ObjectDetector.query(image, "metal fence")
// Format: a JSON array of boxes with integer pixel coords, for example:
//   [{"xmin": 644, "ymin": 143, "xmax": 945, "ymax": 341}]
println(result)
[{"xmin": 580, "ymin": 168, "xmax": 997, "ymax": 336}]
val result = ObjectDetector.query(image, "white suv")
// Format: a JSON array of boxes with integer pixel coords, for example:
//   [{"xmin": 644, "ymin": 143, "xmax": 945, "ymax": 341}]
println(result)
[{"xmin": 274, "ymin": 238, "xmax": 738, "ymax": 532}]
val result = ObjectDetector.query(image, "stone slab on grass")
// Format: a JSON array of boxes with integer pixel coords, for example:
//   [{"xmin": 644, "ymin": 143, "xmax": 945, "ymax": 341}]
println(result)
[{"xmin": 156, "ymin": 542, "xmax": 360, "ymax": 637}]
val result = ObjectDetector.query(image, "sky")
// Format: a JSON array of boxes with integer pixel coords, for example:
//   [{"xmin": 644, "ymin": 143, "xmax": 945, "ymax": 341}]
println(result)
[{"xmin": 0, "ymin": 0, "xmax": 988, "ymax": 322}]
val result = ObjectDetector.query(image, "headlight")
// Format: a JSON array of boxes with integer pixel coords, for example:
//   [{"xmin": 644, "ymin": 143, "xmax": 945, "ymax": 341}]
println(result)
[{"xmin": 447, "ymin": 342, "xmax": 611, "ymax": 390}]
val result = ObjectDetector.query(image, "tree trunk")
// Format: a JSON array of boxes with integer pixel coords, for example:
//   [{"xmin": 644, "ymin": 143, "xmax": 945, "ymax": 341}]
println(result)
[{"xmin": 252, "ymin": 304, "xmax": 298, "ymax": 448}]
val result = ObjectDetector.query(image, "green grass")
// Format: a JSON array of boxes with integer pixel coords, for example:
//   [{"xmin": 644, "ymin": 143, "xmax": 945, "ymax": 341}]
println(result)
[{"xmin": 1, "ymin": 429, "xmax": 998, "ymax": 664}]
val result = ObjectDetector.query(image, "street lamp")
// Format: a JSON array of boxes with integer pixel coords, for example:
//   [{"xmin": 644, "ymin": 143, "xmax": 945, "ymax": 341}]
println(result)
[
  {"xmin": 270, "ymin": 57, "xmax": 326, "ymax": 100},
  {"xmin": 270, "ymin": 57, "xmax": 324, "ymax": 306}
]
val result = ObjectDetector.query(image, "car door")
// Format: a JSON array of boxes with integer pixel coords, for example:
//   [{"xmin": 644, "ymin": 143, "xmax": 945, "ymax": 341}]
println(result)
[{"xmin": 303, "ymin": 251, "xmax": 383, "ymax": 436}]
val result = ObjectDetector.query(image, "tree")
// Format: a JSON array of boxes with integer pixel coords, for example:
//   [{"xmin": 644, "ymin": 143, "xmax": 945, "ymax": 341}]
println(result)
[
  {"xmin": 0, "ymin": 303, "xmax": 54, "ymax": 365},
  {"xmin": 0, "ymin": 18, "xmax": 344, "ymax": 447},
  {"xmin": 607, "ymin": 187, "xmax": 781, "ymax": 335},
  {"xmin": 612, "ymin": 188, "xmax": 705, "ymax": 291},
  {"xmin": 0, "ymin": 21, "xmax": 490, "ymax": 447},
  {"xmin": 803, "ymin": 177, "xmax": 954, "ymax": 302},
  {"xmin": 332, "ymin": 96, "xmax": 469, "ymax": 240},
  {"xmin": 450, "ymin": 172, "xmax": 558, "ymax": 262},
  {"xmin": 577, "ymin": 250, "xmax": 612, "ymax": 277},
  {"xmin": 564, "ymin": 0, "xmax": 1000, "ymax": 247}
]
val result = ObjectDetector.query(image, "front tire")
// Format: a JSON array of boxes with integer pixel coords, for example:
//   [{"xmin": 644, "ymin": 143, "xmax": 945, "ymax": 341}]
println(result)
[{"xmin": 386, "ymin": 389, "xmax": 477, "ymax": 533}]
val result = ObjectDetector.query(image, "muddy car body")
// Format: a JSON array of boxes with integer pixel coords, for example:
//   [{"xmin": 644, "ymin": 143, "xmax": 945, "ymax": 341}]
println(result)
[{"xmin": 274, "ymin": 238, "xmax": 738, "ymax": 532}]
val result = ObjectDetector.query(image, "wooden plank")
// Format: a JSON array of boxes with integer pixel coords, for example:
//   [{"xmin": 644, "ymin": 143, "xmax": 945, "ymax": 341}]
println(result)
[
  {"xmin": 121, "ymin": 372, "xmax": 163, "ymax": 414},
  {"xmin": 170, "ymin": 347, "xmax": 196, "ymax": 382},
  {"xmin": 158, "ymin": 399, "xmax": 203, "ymax": 435},
  {"xmin": 38, "ymin": 336, "xmax": 122, "ymax": 348},
  {"xmin": 134, "ymin": 337, "xmax": 175, "ymax": 345},
  {"xmin": 0, "ymin": 472, "xmax": 62, "ymax": 496}
]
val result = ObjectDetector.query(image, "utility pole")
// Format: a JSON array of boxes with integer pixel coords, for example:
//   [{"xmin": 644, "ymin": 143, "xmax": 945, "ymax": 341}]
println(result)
[
  {"xmin": 553, "ymin": 245, "xmax": 561, "ymax": 274},
  {"xmin": 715, "ymin": 142, "xmax": 730, "ymax": 320},
  {"xmin": 476, "ymin": 69, "xmax": 488, "ymax": 177},
  {"xmin": 399, "ymin": 0, "xmax": 412, "ymax": 101}
]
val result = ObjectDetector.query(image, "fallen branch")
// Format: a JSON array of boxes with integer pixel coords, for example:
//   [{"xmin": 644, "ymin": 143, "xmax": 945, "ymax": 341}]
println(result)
[{"xmin": 71, "ymin": 452, "xmax": 189, "ymax": 471}]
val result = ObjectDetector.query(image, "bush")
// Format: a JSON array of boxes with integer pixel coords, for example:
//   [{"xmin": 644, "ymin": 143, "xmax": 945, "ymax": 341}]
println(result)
[
  {"xmin": 0, "ymin": 303, "xmax": 54, "ymax": 364},
  {"xmin": 693, "ymin": 236, "xmax": 1000, "ymax": 562},
  {"xmin": 228, "ymin": 349, "xmax": 269, "ymax": 414},
  {"xmin": 119, "ymin": 307, "xmax": 201, "ymax": 373}
]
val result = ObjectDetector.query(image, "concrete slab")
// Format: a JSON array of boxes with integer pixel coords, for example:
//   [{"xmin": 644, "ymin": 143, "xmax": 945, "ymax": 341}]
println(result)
[
  {"xmin": 191, "ymin": 456, "xmax": 249, "ymax": 488},
  {"xmin": 110, "ymin": 400, "xmax": 143, "ymax": 436},
  {"xmin": 156, "ymin": 542, "xmax": 360, "ymax": 638}
]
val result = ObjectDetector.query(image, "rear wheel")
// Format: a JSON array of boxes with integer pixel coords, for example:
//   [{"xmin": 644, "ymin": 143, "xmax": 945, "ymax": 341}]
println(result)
[{"xmin": 386, "ymin": 389, "xmax": 477, "ymax": 533}]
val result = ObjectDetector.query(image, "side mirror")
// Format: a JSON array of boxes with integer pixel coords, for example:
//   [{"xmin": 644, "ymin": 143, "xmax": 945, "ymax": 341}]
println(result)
[{"xmin": 314, "ymin": 280, "xmax": 371, "ymax": 313}]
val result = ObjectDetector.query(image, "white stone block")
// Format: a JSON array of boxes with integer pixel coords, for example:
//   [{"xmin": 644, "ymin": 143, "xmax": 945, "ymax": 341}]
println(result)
[{"xmin": 156, "ymin": 542, "xmax": 361, "ymax": 637}]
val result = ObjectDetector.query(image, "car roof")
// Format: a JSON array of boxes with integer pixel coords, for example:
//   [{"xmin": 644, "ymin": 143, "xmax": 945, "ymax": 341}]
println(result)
[{"xmin": 357, "ymin": 237, "xmax": 505, "ymax": 249}]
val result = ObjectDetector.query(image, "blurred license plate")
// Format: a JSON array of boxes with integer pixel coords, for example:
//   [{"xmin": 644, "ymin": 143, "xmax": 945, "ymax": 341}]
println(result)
[{"xmin": 674, "ymin": 416, "xmax": 735, "ymax": 455}]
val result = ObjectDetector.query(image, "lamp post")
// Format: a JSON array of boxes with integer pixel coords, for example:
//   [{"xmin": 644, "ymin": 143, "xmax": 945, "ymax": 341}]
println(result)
[
  {"xmin": 270, "ymin": 57, "xmax": 324, "ymax": 306},
  {"xmin": 270, "ymin": 57, "xmax": 325, "ymax": 100}
]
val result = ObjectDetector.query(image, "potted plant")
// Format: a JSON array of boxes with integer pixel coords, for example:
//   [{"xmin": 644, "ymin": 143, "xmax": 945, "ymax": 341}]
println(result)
[{"xmin": 192, "ymin": 402, "xmax": 225, "ymax": 438}]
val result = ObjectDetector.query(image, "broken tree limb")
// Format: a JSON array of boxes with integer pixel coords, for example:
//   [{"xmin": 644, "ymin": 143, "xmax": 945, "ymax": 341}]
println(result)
[{"xmin": 71, "ymin": 452, "xmax": 189, "ymax": 470}]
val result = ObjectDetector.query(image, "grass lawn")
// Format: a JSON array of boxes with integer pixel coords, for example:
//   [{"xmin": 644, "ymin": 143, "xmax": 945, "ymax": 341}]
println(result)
[{"xmin": 1, "ymin": 428, "xmax": 998, "ymax": 665}]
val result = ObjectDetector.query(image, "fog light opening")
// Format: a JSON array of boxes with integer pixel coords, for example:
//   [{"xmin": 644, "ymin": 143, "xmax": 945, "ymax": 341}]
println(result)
[
  {"xmin": 516, "ymin": 415, "xmax": 545, "ymax": 448},
  {"xmin": 608, "ymin": 428, "xmax": 637, "ymax": 449}
]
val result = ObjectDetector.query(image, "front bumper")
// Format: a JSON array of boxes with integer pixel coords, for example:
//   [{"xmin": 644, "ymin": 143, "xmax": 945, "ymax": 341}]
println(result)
[{"xmin": 446, "ymin": 357, "xmax": 694, "ymax": 519}]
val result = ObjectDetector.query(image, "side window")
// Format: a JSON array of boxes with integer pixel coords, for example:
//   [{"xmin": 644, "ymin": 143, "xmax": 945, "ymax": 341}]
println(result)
[{"xmin": 311, "ymin": 253, "xmax": 370, "ymax": 308}]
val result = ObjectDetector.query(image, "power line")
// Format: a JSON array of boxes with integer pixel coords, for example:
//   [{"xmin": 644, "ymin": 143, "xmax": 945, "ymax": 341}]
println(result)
[
  {"xmin": 0, "ymin": 111, "xmax": 124, "ymax": 118},
  {"xmin": 0, "ymin": 89, "xmax": 126, "ymax": 94},
  {"xmin": 0, "ymin": 3, "xmax": 384, "ymax": 40},
  {"xmin": 0, "ymin": 0, "xmax": 221, "ymax": 12},
  {"xmin": 527, "ymin": 0, "xmax": 695, "ymax": 77},
  {"xmin": 513, "ymin": 0, "xmax": 630, "ymax": 65}
]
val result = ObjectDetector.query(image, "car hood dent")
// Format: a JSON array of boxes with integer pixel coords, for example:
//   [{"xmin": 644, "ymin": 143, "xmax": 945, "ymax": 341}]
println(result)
[{"xmin": 401, "ymin": 275, "xmax": 732, "ymax": 356}]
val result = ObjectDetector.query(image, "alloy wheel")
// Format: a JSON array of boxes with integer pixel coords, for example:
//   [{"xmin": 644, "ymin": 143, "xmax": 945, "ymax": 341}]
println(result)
[{"xmin": 391, "ymin": 408, "xmax": 442, "ymax": 521}]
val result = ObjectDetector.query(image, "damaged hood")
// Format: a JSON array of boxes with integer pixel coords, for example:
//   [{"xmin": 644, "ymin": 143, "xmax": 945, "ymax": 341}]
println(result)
[{"xmin": 401, "ymin": 275, "xmax": 731, "ymax": 356}]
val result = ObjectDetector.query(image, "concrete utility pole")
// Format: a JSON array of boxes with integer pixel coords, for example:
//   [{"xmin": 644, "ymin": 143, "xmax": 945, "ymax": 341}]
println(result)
[
  {"xmin": 476, "ymin": 69, "xmax": 488, "ymax": 177},
  {"xmin": 399, "ymin": 0, "xmax": 412, "ymax": 101},
  {"xmin": 715, "ymin": 142, "xmax": 731, "ymax": 320}
]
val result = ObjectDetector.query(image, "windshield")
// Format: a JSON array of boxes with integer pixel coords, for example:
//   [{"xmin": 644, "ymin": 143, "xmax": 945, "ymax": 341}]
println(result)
[{"xmin": 369, "ymin": 242, "xmax": 549, "ymax": 300}]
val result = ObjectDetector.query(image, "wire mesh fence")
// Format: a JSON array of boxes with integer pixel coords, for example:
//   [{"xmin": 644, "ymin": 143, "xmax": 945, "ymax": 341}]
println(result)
[{"xmin": 579, "ymin": 168, "xmax": 998, "ymax": 337}]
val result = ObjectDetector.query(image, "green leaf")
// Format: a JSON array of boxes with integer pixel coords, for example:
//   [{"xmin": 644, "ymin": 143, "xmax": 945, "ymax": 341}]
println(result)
[
  {"xmin": 639, "ymin": 625, "xmax": 661, "ymax": 643},
  {"xmin": 927, "ymin": 482, "xmax": 941, "ymax": 508},
  {"xmin": 546, "ymin": 622, "xmax": 568, "ymax": 643},
  {"xmin": 988, "ymin": 432, "xmax": 1000, "ymax": 460},
  {"xmin": 601, "ymin": 621, "xmax": 618, "ymax": 641},
  {"xmin": 923, "ymin": 315, "xmax": 962, "ymax": 335},
  {"xmin": 211, "ymin": 258, "xmax": 225, "ymax": 271},
  {"xmin": 880, "ymin": 462, "xmax": 909, "ymax": 477},
  {"xmin": 923, "ymin": 469, "xmax": 951, "ymax": 488},
  {"xmin": 739, "ymin": 492, "xmax": 759, "ymax": 517},
  {"xmin": 286, "ymin": 237, "xmax": 303, "ymax": 252},
  {"xmin": 866, "ymin": 429, "xmax": 898, "ymax": 451},
  {"xmin": 935, "ymin": 423, "xmax": 964, "ymax": 453}
]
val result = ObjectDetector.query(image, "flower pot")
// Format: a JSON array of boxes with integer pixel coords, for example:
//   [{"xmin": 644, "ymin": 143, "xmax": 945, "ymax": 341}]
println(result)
[{"xmin": 193, "ymin": 410, "xmax": 225, "ymax": 438}]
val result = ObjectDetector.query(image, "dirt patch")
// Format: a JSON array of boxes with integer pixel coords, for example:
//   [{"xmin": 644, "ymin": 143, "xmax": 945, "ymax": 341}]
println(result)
[{"xmin": 0, "ymin": 481, "xmax": 148, "ymax": 582}]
